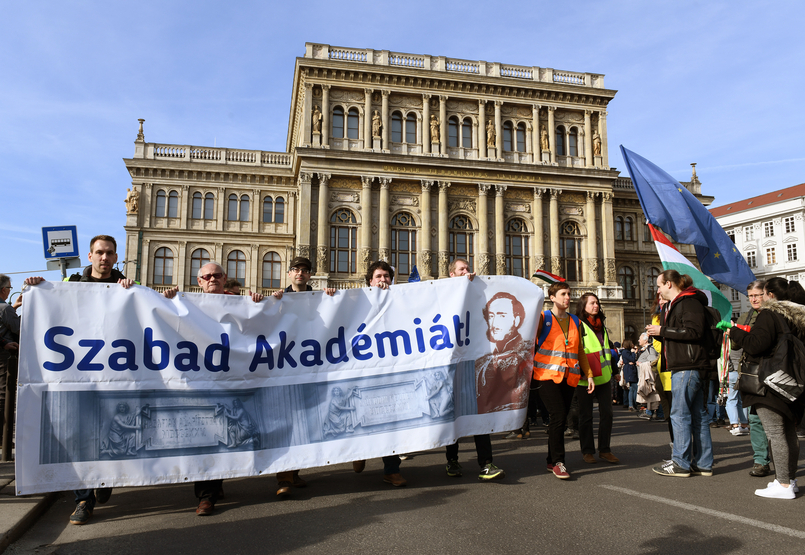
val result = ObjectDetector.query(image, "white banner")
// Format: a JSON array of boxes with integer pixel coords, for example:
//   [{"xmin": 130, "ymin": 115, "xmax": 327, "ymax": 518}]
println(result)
[{"xmin": 15, "ymin": 276, "xmax": 543, "ymax": 494}]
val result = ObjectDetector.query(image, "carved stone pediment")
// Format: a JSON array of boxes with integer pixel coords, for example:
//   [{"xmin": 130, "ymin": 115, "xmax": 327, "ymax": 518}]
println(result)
[
  {"xmin": 449, "ymin": 199, "xmax": 476, "ymax": 213},
  {"xmin": 331, "ymin": 191, "xmax": 360, "ymax": 204}
]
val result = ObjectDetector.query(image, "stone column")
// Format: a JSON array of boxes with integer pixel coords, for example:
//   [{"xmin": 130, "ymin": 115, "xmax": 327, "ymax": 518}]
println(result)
[
  {"xmin": 532, "ymin": 105, "xmax": 540, "ymax": 164},
  {"xmin": 180, "ymin": 184, "xmax": 189, "ymax": 229},
  {"xmin": 439, "ymin": 96, "xmax": 447, "ymax": 156},
  {"xmin": 532, "ymin": 187, "xmax": 545, "ymax": 272},
  {"xmin": 249, "ymin": 243, "xmax": 259, "ymax": 290},
  {"xmin": 495, "ymin": 185, "xmax": 507, "ymax": 275},
  {"xmin": 359, "ymin": 176, "xmax": 374, "ymax": 273},
  {"xmin": 586, "ymin": 191, "xmax": 599, "ymax": 284},
  {"xmin": 216, "ymin": 186, "xmax": 226, "ymax": 231},
  {"xmin": 548, "ymin": 106, "xmax": 556, "ymax": 164},
  {"xmin": 363, "ymin": 89, "xmax": 373, "ymax": 150},
  {"xmin": 599, "ymin": 110, "xmax": 609, "ymax": 167},
  {"xmin": 177, "ymin": 240, "xmax": 187, "ymax": 291},
  {"xmin": 321, "ymin": 85, "xmax": 330, "ymax": 148},
  {"xmin": 478, "ymin": 100, "xmax": 487, "ymax": 159},
  {"xmin": 422, "ymin": 94, "xmax": 431, "ymax": 154},
  {"xmin": 316, "ymin": 173, "xmax": 331, "ymax": 275},
  {"xmin": 303, "ymin": 82, "xmax": 313, "ymax": 147},
  {"xmin": 381, "ymin": 90, "xmax": 389, "ymax": 152},
  {"xmin": 251, "ymin": 188, "xmax": 260, "ymax": 233},
  {"xmin": 584, "ymin": 110, "xmax": 593, "ymax": 167},
  {"xmin": 297, "ymin": 173, "xmax": 313, "ymax": 259},
  {"xmin": 494, "ymin": 101, "xmax": 503, "ymax": 158},
  {"xmin": 601, "ymin": 192, "xmax": 616, "ymax": 283},
  {"xmin": 549, "ymin": 189, "xmax": 561, "ymax": 275},
  {"xmin": 420, "ymin": 180, "xmax": 433, "ymax": 279},
  {"xmin": 378, "ymin": 177, "xmax": 391, "ymax": 261},
  {"xmin": 438, "ymin": 181, "xmax": 450, "ymax": 276},
  {"xmin": 477, "ymin": 184, "xmax": 491, "ymax": 274}
]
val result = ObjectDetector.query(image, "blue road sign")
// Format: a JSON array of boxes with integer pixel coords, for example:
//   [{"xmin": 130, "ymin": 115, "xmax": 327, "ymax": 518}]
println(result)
[{"xmin": 42, "ymin": 226, "xmax": 79, "ymax": 259}]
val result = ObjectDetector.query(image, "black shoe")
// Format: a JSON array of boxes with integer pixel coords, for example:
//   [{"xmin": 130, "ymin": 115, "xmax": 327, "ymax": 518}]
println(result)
[
  {"xmin": 749, "ymin": 463, "xmax": 771, "ymax": 477},
  {"xmin": 95, "ymin": 487, "xmax": 112, "ymax": 505},
  {"xmin": 69, "ymin": 501, "xmax": 93, "ymax": 525}
]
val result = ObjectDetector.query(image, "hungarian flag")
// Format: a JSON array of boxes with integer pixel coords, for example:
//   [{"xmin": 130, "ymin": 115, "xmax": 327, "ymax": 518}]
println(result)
[
  {"xmin": 532, "ymin": 269, "xmax": 565, "ymax": 284},
  {"xmin": 649, "ymin": 223, "xmax": 732, "ymax": 321}
]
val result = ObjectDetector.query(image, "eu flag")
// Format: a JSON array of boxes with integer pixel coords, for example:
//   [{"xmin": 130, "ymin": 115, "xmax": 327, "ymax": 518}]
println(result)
[
  {"xmin": 620, "ymin": 146, "xmax": 755, "ymax": 293},
  {"xmin": 408, "ymin": 265, "xmax": 421, "ymax": 283}
]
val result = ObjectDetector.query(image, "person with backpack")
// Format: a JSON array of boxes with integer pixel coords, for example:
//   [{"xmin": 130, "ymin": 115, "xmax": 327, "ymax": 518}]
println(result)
[
  {"xmin": 720, "ymin": 277, "xmax": 805, "ymax": 499},
  {"xmin": 646, "ymin": 270, "xmax": 714, "ymax": 478}
]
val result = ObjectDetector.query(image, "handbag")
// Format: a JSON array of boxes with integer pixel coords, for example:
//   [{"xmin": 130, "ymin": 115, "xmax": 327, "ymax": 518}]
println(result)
[{"xmin": 736, "ymin": 355, "xmax": 766, "ymax": 396}]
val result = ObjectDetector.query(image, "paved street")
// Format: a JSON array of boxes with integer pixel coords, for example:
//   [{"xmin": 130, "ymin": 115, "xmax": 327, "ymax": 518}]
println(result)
[{"xmin": 5, "ymin": 409, "xmax": 804, "ymax": 555}]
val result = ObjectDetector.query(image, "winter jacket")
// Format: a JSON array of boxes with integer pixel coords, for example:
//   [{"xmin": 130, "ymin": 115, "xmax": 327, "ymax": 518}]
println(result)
[
  {"xmin": 729, "ymin": 300, "xmax": 805, "ymax": 424},
  {"xmin": 655, "ymin": 288, "xmax": 710, "ymax": 373},
  {"xmin": 621, "ymin": 349, "xmax": 638, "ymax": 383},
  {"xmin": 68, "ymin": 266, "xmax": 127, "ymax": 283}
]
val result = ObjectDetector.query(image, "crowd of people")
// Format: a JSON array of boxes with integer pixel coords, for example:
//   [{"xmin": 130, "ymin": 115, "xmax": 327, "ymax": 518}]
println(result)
[{"xmin": 2, "ymin": 236, "xmax": 804, "ymax": 527}]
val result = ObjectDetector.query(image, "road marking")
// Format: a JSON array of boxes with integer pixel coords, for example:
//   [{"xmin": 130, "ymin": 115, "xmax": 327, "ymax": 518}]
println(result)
[{"xmin": 600, "ymin": 485, "xmax": 805, "ymax": 539}]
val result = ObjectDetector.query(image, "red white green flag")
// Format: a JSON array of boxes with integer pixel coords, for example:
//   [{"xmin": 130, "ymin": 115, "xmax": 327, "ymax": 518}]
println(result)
[
  {"xmin": 649, "ymin": 223, "xmax": 732, "ymax": 321},
  {"xmin": 532, "ymin": 269, "xmax": 565, "ymax": 284}
]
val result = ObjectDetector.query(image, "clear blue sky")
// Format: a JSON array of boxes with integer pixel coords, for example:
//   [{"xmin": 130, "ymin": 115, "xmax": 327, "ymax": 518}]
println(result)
[{"xmin": 2, "ymin": 0, "xmax": 803, "ymax": 291}]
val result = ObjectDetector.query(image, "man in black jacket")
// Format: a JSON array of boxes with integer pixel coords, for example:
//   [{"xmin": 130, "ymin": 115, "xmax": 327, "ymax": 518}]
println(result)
[{"xmin": 646, "ymin": 270, "xmax": 714, "ymax": 478}]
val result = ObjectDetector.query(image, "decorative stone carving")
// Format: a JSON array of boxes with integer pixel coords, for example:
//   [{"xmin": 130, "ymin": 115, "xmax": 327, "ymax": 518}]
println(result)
[
  {"xmin": 421, "ymin": 179, "xmax": 434, "ymax": 192},
  {"xmin": 562, "ymin": 207, "xmax": 583, "ymax": 215},
  {"xmin": 533, "ymin": 255, "xmax": 545, "ymax": 272},
  {"xmin": 506, "ymin": 203, "xmax": 531, "ymax": 213},
  {"xmin": 330, "ymin": 191, "xmax": 360, "ymax": 204},
  {"xmin": 298, "ymin": 245, "xmax": 310, "ymax": 259},
  {"xmin": 379, "ymin": 248, "xmax": 390, "ymax": 262},
  {"xmin": 541, "ymin": 127, "xmax": 549, "ymax": 151},
  {"xmin": 438, "ymin": 251, "xmax": 449, "ymax": 277},
  {"xmin": 421, "ymin": 250, "xmax": 432, "ymax": 274},
  {"xmin": 125, "ymin": 187, "xmax": 140, "ymax": 214},
  {"xmin": 391, "ymin": 195, "xmax": 419, "ymax": 207},
  {"xmin": 312, "ymin": 106, "xmax": 322, "ymax": 133},
  {"xmin": 136, "ymin": 118, "xmax": 145, "ymax": 141},
  {"xmin": 551, "ymin": 257, "xmax": 562, "ymax": 276},
  {"xmin": 560, "ymin": 192, "xmax": 585, "ymax": 205},
  {"xmin": 372, "ymin": 110, "xmax": 381, "ymax": 138},
  {"xmin": 486, "ymin": 120, "xmax": 495, "ymax": 148},
  {"xmin": 449, "ymin": 199, "xmax": 476, "ymax": 213},
  {"xmin": 478, "ymin": 184, "xmax": 492, "ymax": 195},
  {"xmin": 430, "ymin": 115, "xmax": 440, "ymax": 143},
  {"xmin": 361, "ymin": 176, "xmax": 374, "ymax": 188},
  {"xmin": 605, "ymin": 258, "xmax": 617, "ymax": 282},
  {"xmin": 588, "ymin": 259, "xmax": 599, "ymax": 282},
  {"xmin": 496, "ymin": 254, "xmax": 506, "ymax": 276},
  {"xmin": 315, "ymin": 245, "xmax": 327, "ymax": 272},
  {"xmin": 495, "ymin": 185, "xmax": 507, "ymax": 196},
  {"xmin": 389, "ymin": 95, "xmax": 423, "ymax": 108},
  {"xmin": 478, "ymin": 253, "xmax": 491, "ymax": 275},
  {"xmin": 555, "ymin": 111, "xmax": 584, "ymax": 123},
  {"xmin": 593, "ymin": 130, "xmax": 601, "ymax": 156},
  {"xmin": 445, "ymin": 100, "xmax": 479, "ymax": 114},
  {"xmin": 359, "ymin": 247, "xmax": 371, "ymax": 274},
  {"xmin": 299, "ymin": 172, "xmax": 313, "ymax": 185}
]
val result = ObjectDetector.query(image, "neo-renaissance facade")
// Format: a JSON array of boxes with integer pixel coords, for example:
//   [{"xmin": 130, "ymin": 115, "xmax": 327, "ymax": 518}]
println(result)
[{"xmin": 122, "ymin": 43, "xmax": 712, "ymax": 343}]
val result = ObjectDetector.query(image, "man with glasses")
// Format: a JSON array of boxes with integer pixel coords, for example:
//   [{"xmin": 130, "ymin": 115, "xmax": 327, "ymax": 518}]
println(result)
[{"xmin": 271, "ymin": 257, "xmax": 335, "ymax": 497}]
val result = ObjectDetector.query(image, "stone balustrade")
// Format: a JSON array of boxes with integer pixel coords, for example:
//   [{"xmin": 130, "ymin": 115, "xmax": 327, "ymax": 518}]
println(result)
[
  {"xmin": 613, "ymin": 177, "xmax": 634, "ymax": 190},
  {"xmin": 139, "ymin": 143, "xmax": 291, "ymax": 166},
  {"xmin": 305, "ymin": 43, "xmax": 605, "ymax": 89}
]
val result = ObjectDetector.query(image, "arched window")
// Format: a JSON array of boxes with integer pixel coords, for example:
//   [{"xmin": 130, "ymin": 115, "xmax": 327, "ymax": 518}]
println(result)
[
  {"xmin": 615, "ymin": 216, "xmax": 624, "ymax": 241},
  {"xmin": 449, "ymin": 215, "xmax": 474, "ymax": 270},
  {"xmin": 153, "ymin": 247, "xmax": 174, "ymax": 285},
  {"xmin": 239, "ymin": 195, "xmax": 250, "ymax": 222},
  {"xmin": 560, "ymin": 220, "xmax": 583, "ymax": 282},
  {"xmin": 204, "ymin": 193, "xmax": 215, "ymax": 220},
  {"xmin": 624, "ymin": 325, "xmax": 637, "ymax": 345},
  {"xmin": 262, "ymin": 251, "xmax": 282, "ymax": 288},
  {"xmin": 462, "ymin": 118, "xmax": 472, "ymax": 148},
  {"xmin": 391, "ymin": 112, "xmax": 403, "ymax": 143},
  {"xmin": 192, "ymin": 192, "xmax": 203, "ymax": 219},
  {"xmin": 347, "ymin": 108, "xmax": 359, "ymax": 139},
  {"xmin": 619, "ymin": 266, "xmax": 636, "ymax": 299},
  {"xmin": 568, "ymin": 128, "xmax": 578, "ymax": 157},
  {"xmin": 332, "ymin": 106, "xmax": 344, "ymax": 138},
  {"xmin": 228, "ymin": 194, "xmax": 238, "ymax": 221},
  {"xmin": 516, "ymin": 123, "xmax": 526, "ymax": 152},
  {"xmin": 406, "ymin": 114, "xmax": 417, "ymax": 144},
  {"xmin": 190, "ymin": 248, "xmax": 210, "ymax": 282},
  {"xmin": 644, "ymin": 221, "xmax": 652, "ymax": 242},
  {"xmin": 155, "ymin": 190, "xmax": 166, "ymax": 218},
  {"xmin": 448, "ymin": 116, "xmax": 459, "ymax": 147},
  {"xmin": 624, "ymin": 216, "xmax": 634, "ymax": 241},
  {"xmin": 330, "ymin": 208, "xmax": 358, "ymax": 273},
  {"xmin": 168, "ymin": 191, "xmax": 179, "ymax": 218},
  {"xmin": 647, "ymin": 266, "xmax": 660, "ymax": 302},
  {"xmin": 227, "ymin": 250, "xmax": 246, "ymax": 286},
  {"xmin": 556, "ymin": 126, "xmax": 566, "ymax": 156},
  {"xmin": 503, "ymin": 121, "xmax": 513, "ymax": 151},
  {"xmin": 506, "ymin": 218, "xmax": 530, "ymax": 277},
  {"xmin": 274, "ymin": 197, "xmax": 285, "ymax": 224},
  {"xmin": 263, "ymin": 196, "xmax": 273, "ymax": 223},
  {"xmin": 391, "ymin": 212, "xmax": 417, "ymax": 278}
]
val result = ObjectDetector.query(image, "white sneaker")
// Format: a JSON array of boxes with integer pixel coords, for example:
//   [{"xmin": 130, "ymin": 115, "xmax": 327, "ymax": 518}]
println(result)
[
  {"xmin": 768, "ymin": 479, "xmax": 799, "ymax": 493},
  {"xmin": 755, "ymin": 479, "xmax": 796, "ymax": 499},
  {"xmin": 730, "ymin": 426, "xmax": 750, "ymax": 436}
]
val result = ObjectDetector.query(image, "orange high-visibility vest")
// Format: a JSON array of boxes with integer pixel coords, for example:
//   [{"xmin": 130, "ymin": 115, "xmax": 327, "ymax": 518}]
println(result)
[{"xmin": 533, "ymin": 310, "xmax": 582, "ymax": 386}]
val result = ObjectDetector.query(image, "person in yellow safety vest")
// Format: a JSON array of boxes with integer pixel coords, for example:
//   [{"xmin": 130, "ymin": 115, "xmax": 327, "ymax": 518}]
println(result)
[
  {"xmin": 533, "ymin": 281, "xmax": 594, "ymax": 480},
  {"xmin": 651, "ymin": 294, "xmax": 673, "ymax": 444},
  {"xmin": 575, "ymin": 293, "xmax": 620, "ymax": 465}
]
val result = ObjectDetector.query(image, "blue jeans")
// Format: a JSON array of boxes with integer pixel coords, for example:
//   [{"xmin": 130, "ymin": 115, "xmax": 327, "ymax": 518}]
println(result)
[
  {"xmin": 706, "ymin": 378, "xmax": 727, "ymax": 422},
  {"xmin": 623, "ymin": 382, "xmax": 638, "ymax": 408},
  {"xmin": 670, "ymin": 370, "xmax": 713, "ymax": 471},
  {"xmin": 725, "ymin": 371, "xmax": 748, "ymax": 425}
]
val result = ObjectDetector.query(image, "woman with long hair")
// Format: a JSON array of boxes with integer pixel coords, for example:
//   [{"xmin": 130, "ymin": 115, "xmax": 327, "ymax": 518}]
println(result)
[
  {"xmin": 574, "ymin": 293, "xmax": 620, "ymax": 464},
  {"xmin": 724, "ymin": 277, "xmax": 805, "ymax": 498}
]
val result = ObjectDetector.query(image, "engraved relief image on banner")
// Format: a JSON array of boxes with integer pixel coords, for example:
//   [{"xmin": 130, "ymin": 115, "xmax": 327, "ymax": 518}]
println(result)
[{"xmin": 15, "ymin": 277, "xmax": 542, "ymax": 494}]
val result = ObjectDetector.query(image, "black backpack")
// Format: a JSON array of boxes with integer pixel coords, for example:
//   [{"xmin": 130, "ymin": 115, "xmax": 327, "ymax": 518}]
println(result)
[
  {"xmin": 703, "ymin": 306, "xmax": 724, "ymax": 379},
  {"xmin": 761, "ymin": 312, "xmax": 805, "ymax": 403}
]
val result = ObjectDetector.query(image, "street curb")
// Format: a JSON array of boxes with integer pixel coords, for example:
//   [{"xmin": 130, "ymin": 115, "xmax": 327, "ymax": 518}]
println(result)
[{"xmin": 0, "ymin": 492, "xmax": 60, "ymax": 555}]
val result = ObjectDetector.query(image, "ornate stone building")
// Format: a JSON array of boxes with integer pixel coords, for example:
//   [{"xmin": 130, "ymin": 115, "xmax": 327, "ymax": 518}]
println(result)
[{"xmin": 122, "ymin": 43, "xmax": 711, "ymax": 343}]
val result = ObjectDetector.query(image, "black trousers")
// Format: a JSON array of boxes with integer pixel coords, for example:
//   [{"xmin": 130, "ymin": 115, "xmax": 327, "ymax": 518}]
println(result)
[
  {"xmin": 445, "ymin": 434, "xmax": 493, "ymax": 466},
  {"xmin": 194, "ymin": 480, "xmax": 223, "ymax": 502},
  {"xmin": 577, "ymin": 380, "xmax": 614, "ymax": 455},
  {"xmin": 538, "ymin": 378, "xmax": 576, "ymax": 465}
]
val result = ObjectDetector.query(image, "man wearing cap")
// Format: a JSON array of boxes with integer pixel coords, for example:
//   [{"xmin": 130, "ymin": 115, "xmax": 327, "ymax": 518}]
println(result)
[{"xmin": 271, "ymin": 256, "xmax": 335, "ymax": 497}]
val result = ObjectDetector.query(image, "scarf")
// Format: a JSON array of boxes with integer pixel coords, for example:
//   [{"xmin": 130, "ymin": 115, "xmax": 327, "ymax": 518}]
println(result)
[{"xmin": 586, "ymin": 315, "xmax": 604, "ymax": 334}]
